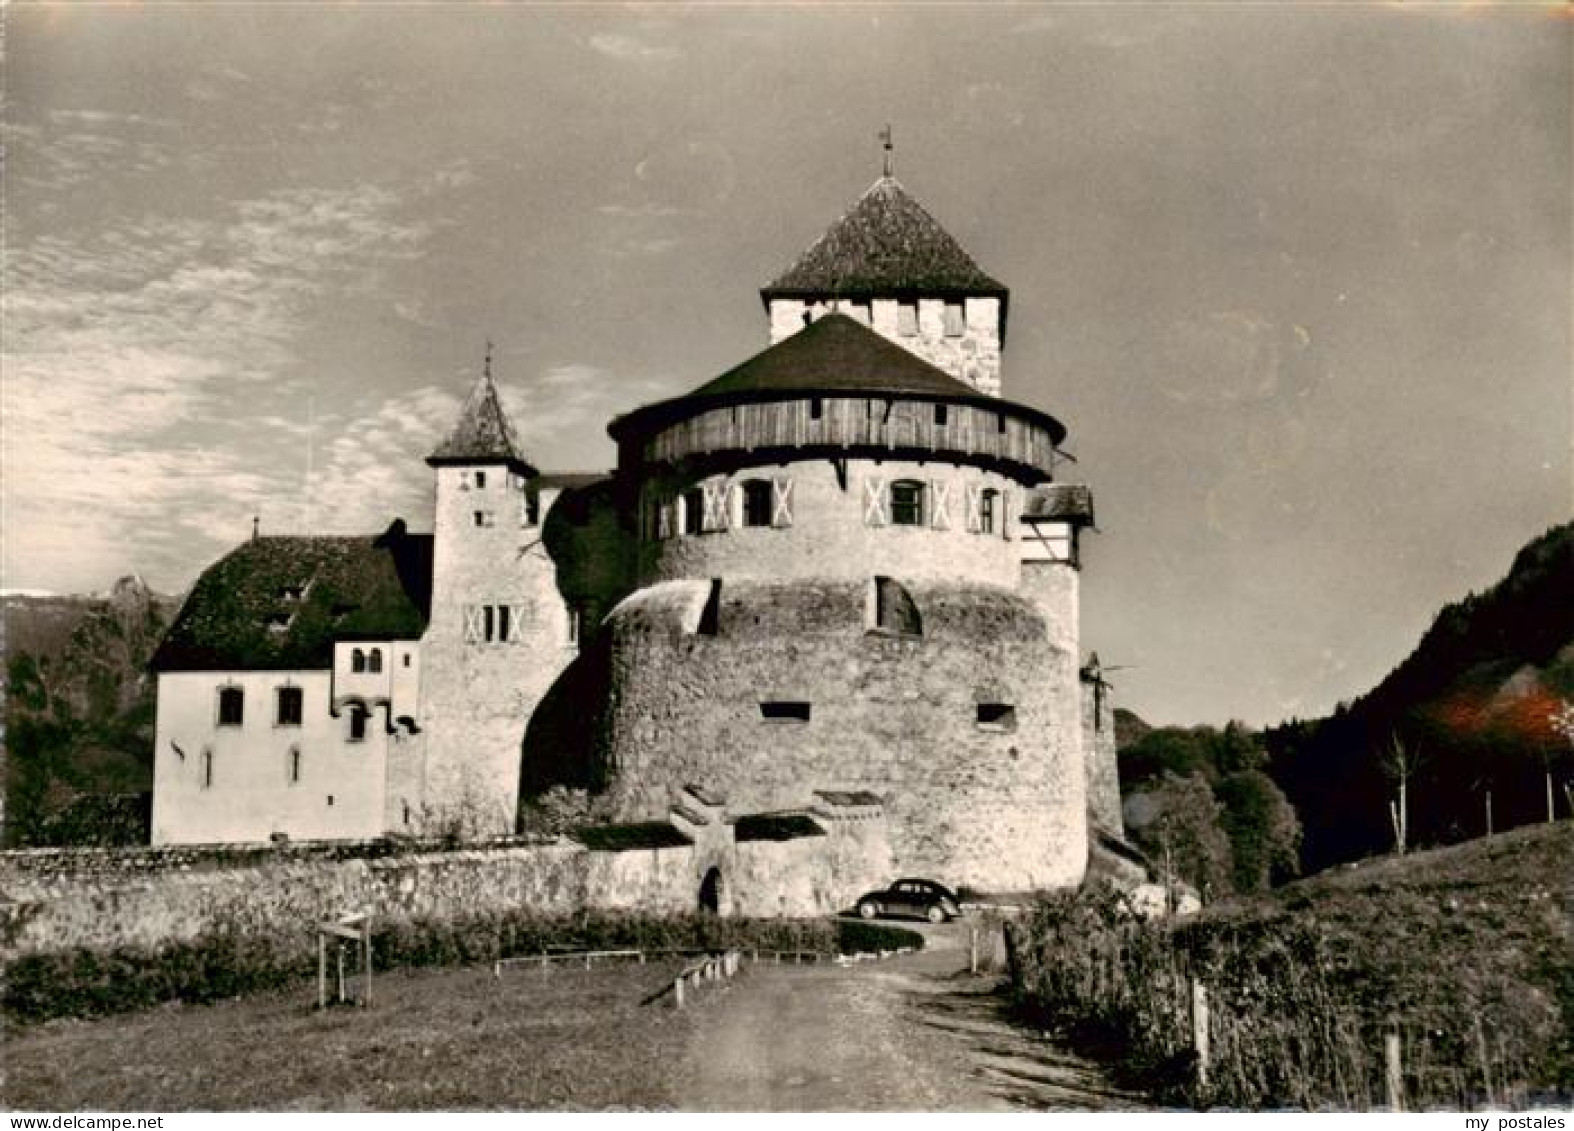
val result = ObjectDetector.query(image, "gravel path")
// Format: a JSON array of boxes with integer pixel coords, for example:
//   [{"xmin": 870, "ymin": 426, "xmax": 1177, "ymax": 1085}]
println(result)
[{"xmin": 677, "ymin": 920, "xmax": 1152, "ymax": 1112}]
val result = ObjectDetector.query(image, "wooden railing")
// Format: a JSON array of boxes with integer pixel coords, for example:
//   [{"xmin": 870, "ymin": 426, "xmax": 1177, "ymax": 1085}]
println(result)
[{"xmin": 637, "ymin": 396, "xmax": 1060, "ymax": 479}]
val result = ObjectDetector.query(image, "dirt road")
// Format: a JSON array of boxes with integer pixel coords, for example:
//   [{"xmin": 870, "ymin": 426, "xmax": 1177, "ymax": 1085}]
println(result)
[{"xmin": 677, "ymin": 919, "xmax": 1150, "ymax": 1111}]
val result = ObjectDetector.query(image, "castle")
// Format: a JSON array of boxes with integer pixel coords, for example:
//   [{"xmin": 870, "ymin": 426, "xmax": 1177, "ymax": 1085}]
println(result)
[{"xmin": 149, "ymin": 170, "xmax": 1121, "ymax": 895}]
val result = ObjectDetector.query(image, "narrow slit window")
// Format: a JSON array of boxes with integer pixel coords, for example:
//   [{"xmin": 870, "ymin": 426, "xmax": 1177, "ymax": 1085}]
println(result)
[
  {"xmin": 497, "ymin": 606, "xmax": 511, "ymax": 643},
  {"xmin": 288, "ymin": 746, "xmax": 302, "ymax": 785},
  {"xmin": 760, "ymin": 701, "xmax": 811, "ymax": 723},
  {"xmin": 201, "ymin": 749, "xmax": 214, "ymax": 789}
]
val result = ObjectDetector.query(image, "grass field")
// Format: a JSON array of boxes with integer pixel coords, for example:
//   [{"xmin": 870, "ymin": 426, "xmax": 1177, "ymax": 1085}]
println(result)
[{"xmin": 3, "ymin": 959, "xmax": 702, "ymax": 1110}]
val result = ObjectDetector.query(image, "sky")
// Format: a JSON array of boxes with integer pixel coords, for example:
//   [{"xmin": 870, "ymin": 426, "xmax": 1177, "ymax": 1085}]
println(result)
[{"xmin": 3, "ymin": 2, "xmax": 1570, "ymax": 727}]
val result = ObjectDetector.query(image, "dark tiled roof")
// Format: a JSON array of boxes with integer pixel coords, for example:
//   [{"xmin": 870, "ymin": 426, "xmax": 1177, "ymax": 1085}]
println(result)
[
  {"xmin": 734, "ymin": 813, "xmax": 826, "ymax": 842},
  {"xmin": 813, "ymin": 790, "xmax": 885, "ymax": 808},
  {"xmin": 608, "ymin": 314, "xmax": 1065, "ymax": 446},
  {"xmin": 427, "ymin": 372, "xmax": 536, "ymax": 475},
  {"xmin": 572, "ymin": 822, "xmax": 691, "ymax": 852},
  {"xmin": 1023, "ymin": 484, "xmax": 1096, "ymax": 525},
  {"xmin": 150, "ymin": 523, "xmax": 431, "ymax": 672},
  {"xmin": 691, "ymin": 313, "xmax": 979, "ymax": 401},
  {"xmin": 761, "ymin": 176, "xmax": 1007, "ymax": 300}
]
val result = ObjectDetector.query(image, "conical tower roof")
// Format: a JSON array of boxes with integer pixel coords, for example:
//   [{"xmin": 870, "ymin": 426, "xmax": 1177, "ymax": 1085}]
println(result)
[
  {"xmin": 427, "ymin": 367, "xmax": 536, "ymax": 476},
  {"xmin": 760, "ymin": 176, "xmax": 1008, "ymax": 302}
]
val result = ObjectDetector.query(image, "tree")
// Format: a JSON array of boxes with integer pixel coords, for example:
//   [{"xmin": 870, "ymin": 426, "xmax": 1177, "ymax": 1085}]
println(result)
[
  {"xmin": 1125, "ymin": 771, "xmax": 1235, "ymax": 901},
  {"xmin": 1380, "ymin": 734, "xmax": 1423, "ymax": 855},
  {"xmin": 1550, "ymin": 699, "xmax": 1574, "ymax": 823},
  {"xmin": 1214, "ymin": 770, "xmax": 1302, "ymax": 892}
]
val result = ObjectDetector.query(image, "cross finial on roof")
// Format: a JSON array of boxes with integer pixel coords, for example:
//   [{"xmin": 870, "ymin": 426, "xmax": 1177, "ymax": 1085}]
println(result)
[
  {"xmin": 483, "ymin": 339, "xmax": 494, "ymax": 380},
  {"xmin": 879, "ymin": 124, "xmax": 894, "ymax": 178}
]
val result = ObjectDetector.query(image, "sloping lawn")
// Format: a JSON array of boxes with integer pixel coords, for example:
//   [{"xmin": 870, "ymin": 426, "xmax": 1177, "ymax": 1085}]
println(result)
[{"xmin": 4, "ymin": 959, "xmax": 701, "ymax": 1111}]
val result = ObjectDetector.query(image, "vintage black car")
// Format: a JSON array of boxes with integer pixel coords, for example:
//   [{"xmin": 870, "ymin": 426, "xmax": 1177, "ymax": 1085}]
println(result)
[{"xmin": 853, "ymin": 878, "xmax": 962, "ymax": 923}]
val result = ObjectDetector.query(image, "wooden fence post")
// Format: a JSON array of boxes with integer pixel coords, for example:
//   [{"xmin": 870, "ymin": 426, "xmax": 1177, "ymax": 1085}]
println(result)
[
  {"xmin": 317, "ymin": 933, "xmax": 327, "ymax": 1011},
  {"xmin": 1385, "ymin": 1026, "xmax": 1404, "ymax": 1112},
  {"xmin": 1190, "ymin": 978, "xmax": 1210, "ymax": 1093},
  {"xmin": 674, "ymin": 975, "xmax": 685, "ymax": 1010},
  {"xmin": 970, "ymin": 925, "xmax": 979, "ymax": 975}
]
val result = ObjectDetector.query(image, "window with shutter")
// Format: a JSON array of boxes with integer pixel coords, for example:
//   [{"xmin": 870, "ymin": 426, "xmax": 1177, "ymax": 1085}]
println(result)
[
  {"xmin": 771, "ymin": 477, "xmax": 794, "ymax": 527},
  {"xmin": 929, "ymin": 480, "xmax": 951, "ymax": 530},
  {"xmin": 964, "ymin": 484, "xmax": 982, "ymax": 533},
  {"xmin": 740, "ymin": 479, "xmax": 773, "ymax": 527},
  {"xmin": 681, "ymin": 488, "xmax": 704, "ymax": 535},
  {"xmin": 890, "ymin": 480, "xmax": 925, "ymax": 527},
  {"xmin": 1001, "ymin": 488, "xmax": 1014, "ymax": 541},
  {"xmin": 981, "ymin": 489, "xmax": 999, "ymax": 536},
  {"xmin": 702, "ymin": 481, "xmax": 730, "ymax": 532},
  {"xmin": 863, "ymin": 477, "xmax": 888, "ymax": 526}
]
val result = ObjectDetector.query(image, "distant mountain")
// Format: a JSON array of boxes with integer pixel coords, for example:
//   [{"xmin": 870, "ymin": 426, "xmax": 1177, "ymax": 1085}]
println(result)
[
  {"xmin": 1266, "ymin": 522, "xmax": 1574, "ymax": 872},
  {"xmin": 3, "ymin": 577, "xmax": 182, "ymax": 846}
]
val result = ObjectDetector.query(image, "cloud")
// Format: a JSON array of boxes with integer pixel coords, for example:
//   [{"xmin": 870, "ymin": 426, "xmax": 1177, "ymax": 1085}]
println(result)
[
  {"xmin": 588, "ymin": 32, "xmax": 679, "ymax": 61},
  {"xmin": 2, "ymin": 183, "xmax": 431, "ymax": 592}
]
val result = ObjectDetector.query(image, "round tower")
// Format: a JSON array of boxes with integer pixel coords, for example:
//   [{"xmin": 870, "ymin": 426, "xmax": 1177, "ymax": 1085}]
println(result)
[{"xmin": 600, "ymin": 308, "xmax": 1088, "ymax": 892}]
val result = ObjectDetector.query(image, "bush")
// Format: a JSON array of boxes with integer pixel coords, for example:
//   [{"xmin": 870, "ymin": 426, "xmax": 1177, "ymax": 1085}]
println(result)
[
  {"xmin": 1007, "ymin": 879, "xmax": 1571, "ymax": 1109},
  {"xmin": 4, "ymin": 910, "xmax": 919, "ymax": 1025}
]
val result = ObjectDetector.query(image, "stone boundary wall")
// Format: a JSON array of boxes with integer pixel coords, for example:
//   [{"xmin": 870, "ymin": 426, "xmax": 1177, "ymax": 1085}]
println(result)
[{"xmin": 0, "ymin": 822, "xmax": 892, "ymax": 958}]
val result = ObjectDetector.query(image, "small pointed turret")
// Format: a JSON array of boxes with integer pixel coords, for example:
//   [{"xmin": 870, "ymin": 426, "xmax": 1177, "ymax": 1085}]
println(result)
[{"xmin": 427, "ymin": 355, "xmax": 536, "ymax": 477}]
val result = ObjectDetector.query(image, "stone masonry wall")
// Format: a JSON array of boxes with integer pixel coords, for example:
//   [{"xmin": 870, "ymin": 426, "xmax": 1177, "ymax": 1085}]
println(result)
[
  {"xmin": 599, "ymin": 578, "xmax": 1086, "ymax": 893},
  {"xmin": 1082, "ymin": 678, "xmax": 1124, "ymax": 836},
  {"xmin": 767, "ymin": 297, "xmax": 1003, "ymax": 397},
  {"xmin": 644, "ymin": 458, "xmax": 1025, "ymax": 589},
  {"xmin": 419, "ymin": 467, "xmax": 580, "ymax": 836},
  {"xmin": 0, "ymin": 817, "xmax": 893, "ymax": 958}
]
